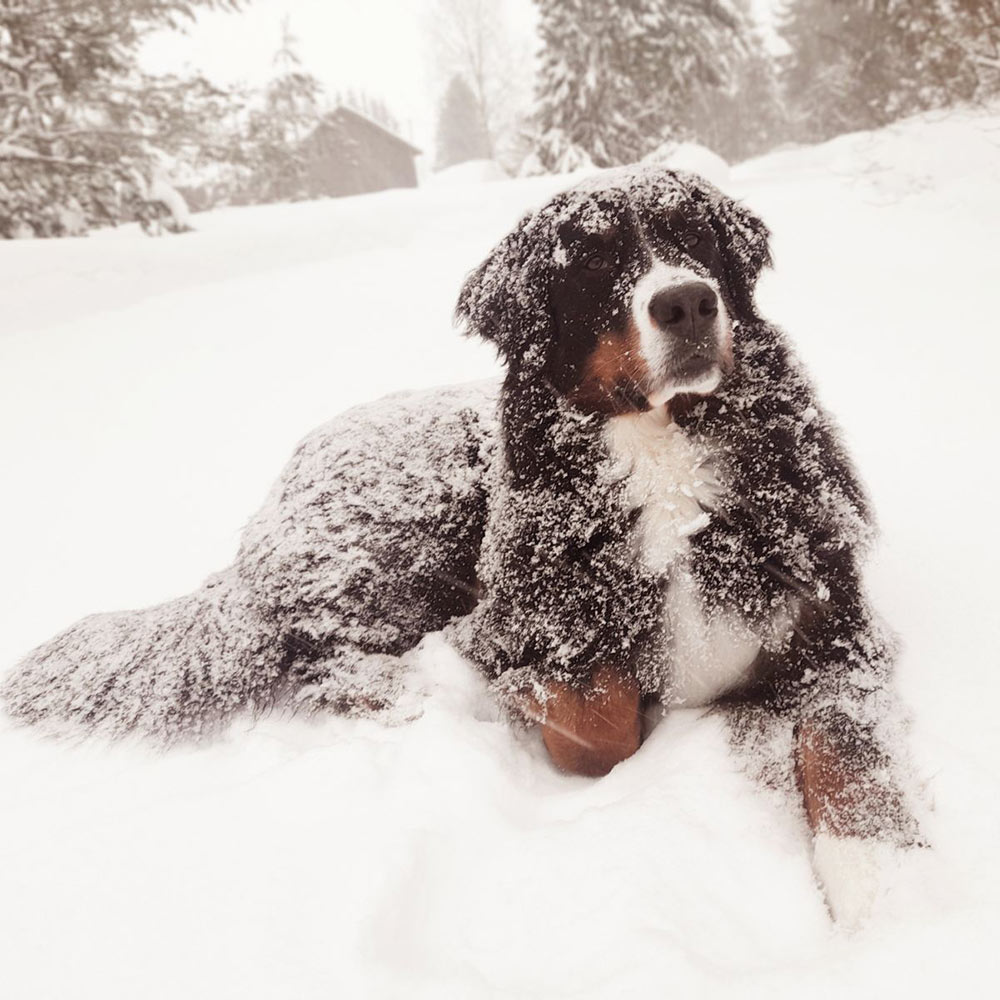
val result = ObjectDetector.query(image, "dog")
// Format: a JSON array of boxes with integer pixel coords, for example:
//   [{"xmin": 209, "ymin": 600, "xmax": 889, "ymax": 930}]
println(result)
[{"xmin": 2, "ymin": 167, "xmax": 921, "ymax": 927}]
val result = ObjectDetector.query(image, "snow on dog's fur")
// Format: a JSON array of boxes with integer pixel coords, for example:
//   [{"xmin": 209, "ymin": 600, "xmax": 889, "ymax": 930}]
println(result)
[
  {"xmin": 3, "ymin": 383, "xmax": 498, "ymax": 737},
  {"xmin": 2, "ymin": 167, "xmax": 923, "ymax": 927}
]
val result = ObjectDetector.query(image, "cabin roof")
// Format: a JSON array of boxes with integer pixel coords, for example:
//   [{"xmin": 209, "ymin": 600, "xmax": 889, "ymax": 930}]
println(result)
[{"xmin": 316, "ymin": 105, "xmax": 422, "ymax": 157}]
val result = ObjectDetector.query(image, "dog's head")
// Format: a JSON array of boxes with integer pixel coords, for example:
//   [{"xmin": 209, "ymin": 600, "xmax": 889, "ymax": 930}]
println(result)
[{"xmin": 457, "ymin": 167, "xmax": 771, "ymax": 416}]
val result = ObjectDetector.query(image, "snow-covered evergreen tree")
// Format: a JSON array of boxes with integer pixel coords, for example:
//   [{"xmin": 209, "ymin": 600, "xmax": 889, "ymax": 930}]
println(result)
[
  {"xmin": 532, "ymin": 0, "xmax": 642, "ymax": 170},
  {"xmin": 653, "ymin": 0, "xmax": 784, "ymax": 161},
  {"xmin": 0, "ymin": 0, "xmax": 243, "ymax": 238},
  {"xmin": 424, "ymin": 0, "xmax": 535, "ymax": 172},
  {"xmin": 948, "ymin": 0, "xmax": 1000, "ymax": 97},
  {"xmin": 435, "ymin": 75, "xmax": 492, "ymax": 169},
  {"xmin": 531, "ymin": 0, "xmax": 771, "ymax": 170},
  {"xmin": 231, "ymin": 16, "xmax": 326, "ymax": 204},
  {"xmin": 779, "ymin": 0, "xmax": 999, "ymax": 143}
]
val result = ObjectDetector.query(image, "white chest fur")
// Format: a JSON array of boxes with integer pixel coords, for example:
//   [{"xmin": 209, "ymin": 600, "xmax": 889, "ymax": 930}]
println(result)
[
  {"xmin": 603, "ymin": 407, "xmax": 721, "ymax": 574},
  {"xmin": 603, "ymin": 408, "xmax": 773, "ymax": 707}
]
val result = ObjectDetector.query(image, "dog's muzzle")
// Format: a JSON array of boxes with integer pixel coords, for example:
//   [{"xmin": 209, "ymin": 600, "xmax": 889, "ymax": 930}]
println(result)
[
  {"xmin": 648, "ymin": 281, "xmax": 721, "ymax": 382},
  {"xmin": 630, "ymin": 262, "xmax": 733, "ymax": 408}
]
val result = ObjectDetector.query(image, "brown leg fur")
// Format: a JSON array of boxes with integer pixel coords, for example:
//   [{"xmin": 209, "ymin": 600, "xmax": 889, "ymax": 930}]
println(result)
[
  {"xmin": 525, "ymin": 665, "xmax": 642, "ymax": 777},
  {"xmin": 794, "ymin": 709, "xmax": 913, "ymax": 840}
]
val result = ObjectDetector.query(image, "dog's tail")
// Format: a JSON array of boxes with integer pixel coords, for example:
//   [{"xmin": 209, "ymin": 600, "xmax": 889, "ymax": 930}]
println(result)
[{"xmin": 1, "ymin": 567, "xmax": 286, "ymax": 743}]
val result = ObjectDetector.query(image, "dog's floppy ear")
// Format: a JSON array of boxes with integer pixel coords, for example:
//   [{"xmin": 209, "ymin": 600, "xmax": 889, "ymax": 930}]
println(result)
[
  {"xmin": 679, "ymin": 172, "xmax": 772, "ymax": 317},
  {"xmin": 455, "ymin": 208, "xmax": 556, "ymax": 365}
]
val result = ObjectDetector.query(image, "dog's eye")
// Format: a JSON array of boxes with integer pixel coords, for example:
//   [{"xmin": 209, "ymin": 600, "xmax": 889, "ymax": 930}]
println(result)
[
  {"xmin": 682, "ymin": 231, "xmax": 701, "ymax": 249},
  {"xmin": 583, "ymin": 252, "xmax": 611, "ymax": 271}
]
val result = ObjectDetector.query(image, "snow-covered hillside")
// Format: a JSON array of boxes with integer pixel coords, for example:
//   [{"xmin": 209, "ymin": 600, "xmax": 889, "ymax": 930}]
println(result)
[{"xmin": 2, "ymin": 107, "xmax": 999, "ymax": 999}]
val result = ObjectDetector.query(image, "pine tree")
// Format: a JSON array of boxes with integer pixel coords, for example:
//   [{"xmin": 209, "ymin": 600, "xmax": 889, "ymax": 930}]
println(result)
[
  {"xmin": 949, "ymin": 0, "xmax": 1000, "ymax": 97},
  {"xmin": 531, "ymin": 0, "xmax": 766, "ymax": 171},
  {"xmin": 425, "ymin": 0, "xmax": 512, "ymax": 162},
  {"xmin": 0, "ymin": 0, "xmax": 244, "ymax": 237},
  {"xmin": 655, "ymin": 0, "xmax": 784, "ymax": 161},
  {"xmin": 778, "ymin": 0, "xmax": 997, "ymax": 144},
  {"xmin": 233, "ymin": 16, "xmax": 325, "ymax": 204},
  {"xmin": 779, "ymin": 0, "xmax": 903, "ymax": 140},
  {"xmin": 533, "ymin": 0, "xmax": 640, "ymax": 170},
  {"xmin": 435, "ymin": 74, "xmax": 492, "ymax": 169}
]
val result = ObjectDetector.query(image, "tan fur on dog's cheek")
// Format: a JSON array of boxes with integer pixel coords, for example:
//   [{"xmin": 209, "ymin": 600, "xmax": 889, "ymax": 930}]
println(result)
[
  {"xmin": 570, "ymin": 319, "xmax": 653, "ymax": 415},
  {"xmin": 719, "ymin": 326, "xmax": 735, "ymax": 373}
]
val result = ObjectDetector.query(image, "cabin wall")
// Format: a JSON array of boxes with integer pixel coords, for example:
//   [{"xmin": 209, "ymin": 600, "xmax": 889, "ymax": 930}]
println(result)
[{"xmin": 303, "ymin": 115, "xmax": 418, "ymax": 199}]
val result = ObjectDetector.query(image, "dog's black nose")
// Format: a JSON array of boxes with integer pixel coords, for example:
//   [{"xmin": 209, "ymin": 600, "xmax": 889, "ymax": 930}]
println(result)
[{"xmin": 649, "ymin": 282, "xmax": 719, "ymax": 340}]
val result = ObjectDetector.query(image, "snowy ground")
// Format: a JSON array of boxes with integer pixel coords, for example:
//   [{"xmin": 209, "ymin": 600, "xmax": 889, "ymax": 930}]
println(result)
[{"xmin": 2, "ymin": 107, "xmax": 1000, "ymax": 999}]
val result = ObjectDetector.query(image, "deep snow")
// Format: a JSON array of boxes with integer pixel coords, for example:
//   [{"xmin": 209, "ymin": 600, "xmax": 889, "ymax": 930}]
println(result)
[{"xmin": 2, "ymin": 106, "xmax": 1000, "ymax": 999}]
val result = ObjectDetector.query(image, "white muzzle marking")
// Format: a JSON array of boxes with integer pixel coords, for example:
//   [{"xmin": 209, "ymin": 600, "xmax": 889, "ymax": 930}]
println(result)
[{"xmin": 630, "ymin": 260, "xmax": 730, "ymax": 405}]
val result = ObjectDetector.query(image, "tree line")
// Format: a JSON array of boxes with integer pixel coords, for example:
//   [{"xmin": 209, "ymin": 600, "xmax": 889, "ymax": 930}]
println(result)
[
  {"xmin": 0, "ymin": 0, "xmax": 366, "ymax": 237},
  {"xmin": 3, "ymin": 0, "xmax": 999, "ymax": 237},
  {"xmin": 437, "ymin": 0, "xmax": 1000, "ymax": 172}
]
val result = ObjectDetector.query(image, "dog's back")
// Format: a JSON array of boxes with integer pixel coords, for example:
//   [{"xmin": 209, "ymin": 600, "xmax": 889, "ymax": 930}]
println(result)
[{"xmin": 2, "ymin": 382, "xmax": 498, "ymax": 741}]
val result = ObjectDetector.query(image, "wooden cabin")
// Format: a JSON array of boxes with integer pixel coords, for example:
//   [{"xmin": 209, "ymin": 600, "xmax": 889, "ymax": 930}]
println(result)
[{"xmin": 301, "ymin": 106, "xmax": 421, "ymax": 199}]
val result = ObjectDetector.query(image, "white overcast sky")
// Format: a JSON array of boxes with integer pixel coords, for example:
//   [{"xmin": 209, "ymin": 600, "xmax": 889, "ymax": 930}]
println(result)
[{"xmin": 141, "ymin": 0, "xmax": 782, "ymax": 154}]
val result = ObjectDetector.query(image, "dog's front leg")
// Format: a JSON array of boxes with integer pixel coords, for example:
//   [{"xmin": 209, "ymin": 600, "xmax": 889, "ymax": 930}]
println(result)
[
  {"xmin": 521, "ymin": 664, "xmax": 642, "ymax": 777},
  {"xmin": 794, "ymin": 706, "xmax": 918, "ymax": 929}
]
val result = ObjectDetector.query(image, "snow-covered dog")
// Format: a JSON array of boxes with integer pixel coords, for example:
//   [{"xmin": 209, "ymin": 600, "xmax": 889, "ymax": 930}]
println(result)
[{"xmin": 3, "ymin": 167, "xmax": 921, "ymax": 926}]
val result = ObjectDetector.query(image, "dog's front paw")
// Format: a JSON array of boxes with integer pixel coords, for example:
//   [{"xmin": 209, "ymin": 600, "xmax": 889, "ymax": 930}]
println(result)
[{"xmin": 811, "ymin": 833, "xmax": 900, "ymax": 931}]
